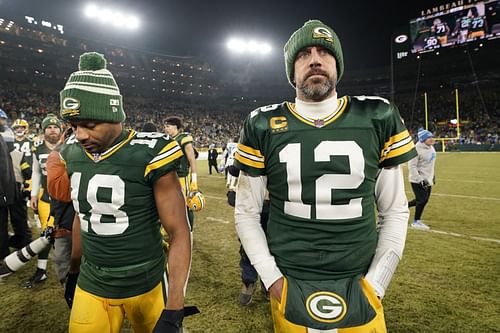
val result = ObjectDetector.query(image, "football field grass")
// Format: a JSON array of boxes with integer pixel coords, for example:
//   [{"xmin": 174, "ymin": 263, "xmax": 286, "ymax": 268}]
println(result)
[{"xmin": 0, "ymin": 152, "xmax": 499, "ymax": 332}]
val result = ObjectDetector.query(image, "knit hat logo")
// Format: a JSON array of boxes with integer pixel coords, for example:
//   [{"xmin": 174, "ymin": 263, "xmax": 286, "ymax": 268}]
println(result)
[
  {"xmin": 62, "ymin": 97, "xmax": 81, "ymax": 117},
  {"xmin": 312, "ymin": 27, "xmax": 333, "ymax": 42}
]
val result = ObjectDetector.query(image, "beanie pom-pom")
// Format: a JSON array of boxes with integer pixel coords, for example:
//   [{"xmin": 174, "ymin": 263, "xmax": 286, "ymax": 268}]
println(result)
[{"xmin": 79, "ymin": 52, "xmax": 107, "ymax": 71}]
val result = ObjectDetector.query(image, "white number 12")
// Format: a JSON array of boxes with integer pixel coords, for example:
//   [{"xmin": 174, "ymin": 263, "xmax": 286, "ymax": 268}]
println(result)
[{"xmin": 279, "ymin": 141, "xmax": 364, "ymax": 220}]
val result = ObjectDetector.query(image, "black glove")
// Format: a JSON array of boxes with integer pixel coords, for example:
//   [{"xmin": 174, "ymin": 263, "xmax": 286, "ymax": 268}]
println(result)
[
  {"xmin": 64, "ymin": 272, "xmax": 79, "ymax": 309},
  {"xmin": 152, "ymin": 307, "xmax": 200, "ymax": 333},
  {"xmin": 227, "ymin": 190, "xmax": 236, "ymax": 207}
]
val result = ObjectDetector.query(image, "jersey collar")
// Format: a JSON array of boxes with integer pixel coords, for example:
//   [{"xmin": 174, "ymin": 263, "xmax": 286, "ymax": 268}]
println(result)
[
  {"xmin": 286, "ymin": 96, "xmax": 348, "ymax": 128},
  {"xmin": 84, "ymin": 130, "xmax": 135, "ymax": 163}
]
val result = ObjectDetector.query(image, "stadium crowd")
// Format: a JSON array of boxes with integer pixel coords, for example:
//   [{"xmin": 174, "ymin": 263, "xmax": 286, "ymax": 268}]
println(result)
[{"xmin": 1, "ymin": 81, "xmax": 498, "ymax": 149}]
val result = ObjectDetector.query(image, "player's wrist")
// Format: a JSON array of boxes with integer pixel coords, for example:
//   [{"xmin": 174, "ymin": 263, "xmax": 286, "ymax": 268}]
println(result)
[{"xmin": 191, "ymin": 173, "xmax": 197, "ymax": 184}]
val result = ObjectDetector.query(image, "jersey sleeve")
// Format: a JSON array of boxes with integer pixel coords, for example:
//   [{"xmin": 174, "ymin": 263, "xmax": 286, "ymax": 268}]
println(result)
[
  {"xmin": 47, "ymin": 150, "xmax": 71, "ymax": 202},
  {"xmin": 234, "ymin": 110, "xmax": 266, "ymax": 176},
  {"xmin": 379, "ymin": 103, "xmax": 417, "ymax": 168},
  {"xmin": 144, "ymin": 136, "xmax": 184, "ymax": 184},
  {"xmin": 180, "ymin": 134, "xmax": 194, "ymax": 148}
]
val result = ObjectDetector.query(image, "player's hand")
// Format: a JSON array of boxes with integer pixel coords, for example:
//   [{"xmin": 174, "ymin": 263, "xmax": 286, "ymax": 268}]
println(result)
[
  {"xmin": 420, "ymin": 180, "xmax": 430, "ymax": 189},
  {"xmin": 30, "ymin": 196, "xmax": 38, "ymax": 210},
  {"xmin": 153, "ymin": 307, "xmax": 200, "ymax": 333},
  {"xmin": 189, "ymin": 181, "xmax": 198, "ymax": 192},
  {"xmin": 64, "ymin": 272, "xmax": 79, "ymax": 308},
  {"xmin": 269, "ymin": 277, "xmax": 284, "ymax": 303}
]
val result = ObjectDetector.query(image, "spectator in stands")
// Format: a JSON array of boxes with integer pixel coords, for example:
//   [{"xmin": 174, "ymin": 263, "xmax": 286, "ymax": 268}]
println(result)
[{"xmin": 408, "ymin": 129, "xmax": 437, "ymax": 230}]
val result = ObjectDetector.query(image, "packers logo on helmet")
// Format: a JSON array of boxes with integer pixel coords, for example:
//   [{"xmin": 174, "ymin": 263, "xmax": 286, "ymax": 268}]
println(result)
[
  {"xmin": 187, "ymin": 191, "xmax": 205, "ymax": 212},
  {"xmin": 12, "ymin": 119, "xmax": 29, "ymax": 137}
]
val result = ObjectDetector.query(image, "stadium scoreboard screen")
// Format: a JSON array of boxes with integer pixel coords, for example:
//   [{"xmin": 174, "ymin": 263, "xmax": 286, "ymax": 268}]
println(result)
[{"xmin": 393, "ymin": 0, "xmax": 500, "ymax": 59}]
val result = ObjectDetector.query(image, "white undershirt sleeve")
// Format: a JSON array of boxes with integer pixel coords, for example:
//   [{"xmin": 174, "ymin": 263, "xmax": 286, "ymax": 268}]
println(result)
[
  {"xmin": 234, "ymin": 171, "xmax": 283, "ymax": 289},
  {"xmin": 365, "ymin": 166, "xmax": 409, "ymax": 299},
  {"xmin": 31, "ymin": 154, "xmax": 41, "ymax": 197}
]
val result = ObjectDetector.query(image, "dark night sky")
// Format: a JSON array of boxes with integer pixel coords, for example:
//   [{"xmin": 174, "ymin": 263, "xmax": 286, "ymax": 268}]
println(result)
[{"xmin": 2, "ymin": 0, "xmax": 443, "ymax": 70}]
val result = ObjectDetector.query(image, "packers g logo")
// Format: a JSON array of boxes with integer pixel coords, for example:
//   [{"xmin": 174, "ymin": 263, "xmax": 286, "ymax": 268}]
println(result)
[
  {"xmin": 62, "ymin": 97, "xmax": 80, "ymax": 117},
  {"xmin": 313, "ymin": 27, "xmax": 334, "ymax": 43},
  {"xmin": 306, "ymin": 291, "xmax": 347, "ymax": 323}
]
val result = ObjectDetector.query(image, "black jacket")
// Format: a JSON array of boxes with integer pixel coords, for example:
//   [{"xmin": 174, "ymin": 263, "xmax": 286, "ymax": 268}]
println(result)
[{"xmin": 0, "ymin": 135, "xmax": 17, "ymax": 207}]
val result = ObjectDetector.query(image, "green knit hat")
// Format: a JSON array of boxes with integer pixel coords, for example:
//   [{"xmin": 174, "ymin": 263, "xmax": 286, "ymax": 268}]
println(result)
[
  {"xmin": 42, "ymin": 115, "xmax": 62, "ymax": 131},
  {"xmin": 284, "ymin": 19, "xmax": 344, "ymax": 87},
  {"xmin": 60, "ymin": 52, "xmax": 125, "ymax": 122}
]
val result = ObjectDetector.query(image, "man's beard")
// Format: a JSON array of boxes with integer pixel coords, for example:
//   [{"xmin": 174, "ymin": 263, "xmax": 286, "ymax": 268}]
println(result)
[
  {"xmin": 298, "ymin": 75, "xmax": 336, "ymax": 102},
  {"xmin": 45, "ymin": 134, "xmax": 61, "ymax": 145}
]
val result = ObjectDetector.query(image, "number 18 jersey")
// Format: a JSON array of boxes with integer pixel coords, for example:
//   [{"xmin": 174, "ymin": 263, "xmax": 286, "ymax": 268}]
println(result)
[
  {"xmin": 235, "ymin": 96, "xmax": 417, "ymax": 281},
  {"xmin": 61, "ymin": 130, "xmax": 183, "ymax": 298}
]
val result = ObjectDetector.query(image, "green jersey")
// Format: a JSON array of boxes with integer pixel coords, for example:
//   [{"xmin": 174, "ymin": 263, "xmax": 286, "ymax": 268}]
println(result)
[
  {"xmin": 235, "ymin": 96, "xmax": 417, "ymax": 281},
  {"xmin": 32, "ymin": 140, "xmax": 59, "ymax": 202},
  {"xmin": 61, "ymin": 130, "xmax": 183, "ymax": 298},
  {"xmin": 13, "ymin": 137, "xmax": 33, "ymax": 166},
  {"xmin": 173, "ymin": 132, "xmax": 194, "ymax": 177}
]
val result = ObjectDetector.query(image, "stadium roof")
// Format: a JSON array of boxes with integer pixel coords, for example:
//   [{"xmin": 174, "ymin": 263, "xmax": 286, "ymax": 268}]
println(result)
[{"xmin": 1, "ymin": 0, "xmax": 444, "ymax": 70}]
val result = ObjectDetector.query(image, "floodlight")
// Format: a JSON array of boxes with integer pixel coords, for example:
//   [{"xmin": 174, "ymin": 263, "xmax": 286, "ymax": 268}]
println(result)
[
  {"xmin": 126, "ymin": 16, "xmax": 140, "ymax": 30},
  {"xmin": 84, "ymin": 4, "xmax": 98, "ymax": 18}
]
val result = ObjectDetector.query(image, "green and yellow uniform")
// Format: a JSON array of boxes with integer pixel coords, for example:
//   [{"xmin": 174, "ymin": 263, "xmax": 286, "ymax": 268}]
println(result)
[
  {"xmin": 235, "ymin": 96, "xmax": 416, "ymax": 330},
  {"xmin": 172, "ymin": 132, "xmax": 196, "ymax": 227},
  {"xmin": 32, "ymin": 140, "xmax": 58, "ymax": 229},
  {"xmin": 60, "ymin": 130, "xmax": 183, "ymax": 298},
  {"xmin": 13, "ymin": 137, "xmax": 33, "ymax": 166}
]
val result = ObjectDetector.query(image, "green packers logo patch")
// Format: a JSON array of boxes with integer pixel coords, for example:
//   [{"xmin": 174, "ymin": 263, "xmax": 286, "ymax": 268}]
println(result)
[
  {"xmin": 312, "ymin": 27, "xmax": 334, "ymax": 43},
  {"xmin": 62, "ymin": 97, "xmax": 80, "ymax": 117},
  {"xmin": 306, "ymin": 291, "xmax": 347, "ymax": 323}
]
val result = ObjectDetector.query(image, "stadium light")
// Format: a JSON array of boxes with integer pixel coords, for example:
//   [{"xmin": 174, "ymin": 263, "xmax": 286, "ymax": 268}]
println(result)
[
  {"xmin": 83, "ymin": 3, "xmax": 140, "ymax": 30},
  {"xmin": 226, "ymin": 37, "xmax": 273, "ymax": 56}
]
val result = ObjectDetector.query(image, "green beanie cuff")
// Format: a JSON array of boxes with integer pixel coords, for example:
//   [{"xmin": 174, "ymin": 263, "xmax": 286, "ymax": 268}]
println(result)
[{"xmin": 284, "ymin": 19, "xmax": 344, "ymax": 87}]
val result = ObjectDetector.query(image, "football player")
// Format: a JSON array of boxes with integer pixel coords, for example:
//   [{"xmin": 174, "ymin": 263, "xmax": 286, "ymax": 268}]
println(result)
[
  {"xmin": 468, "ymin": 6, "xmax": 488, "ymax": 39},
  {"xmin": 164, "ymin": 116, "xmax": 203, "ymax": 228},
  {"xmin": 26, "ymin": 114, "xmax": 63, "ymax": 288},
  {"xmin": 431, "ymin": 18, "xmax": 451, "ymax": 45},
  {"xmin": 12, "ymin": 119, "xmax": 33, "ymax": 163},
  {"xmin": 453, "ymin": 10, "xmax": 472, "ymax": 43},
  {"xmin": 234, "ymin": 20, "xmax": 417, "ymax": 332},
  {"xmin": 60, "ymin": 52, "xmax": 193, "ymax": 332}
]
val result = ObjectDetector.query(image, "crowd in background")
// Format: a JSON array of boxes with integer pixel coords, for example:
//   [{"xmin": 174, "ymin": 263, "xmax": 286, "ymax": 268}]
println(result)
[{"xmin": 1, "ymin": 82, "xmax": 499, "ymax": 149}]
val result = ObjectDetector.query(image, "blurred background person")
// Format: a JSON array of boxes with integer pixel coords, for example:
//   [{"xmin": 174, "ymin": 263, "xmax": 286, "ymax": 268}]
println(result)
[{"xmin": 408, "ymin": 129, "xmax": 437, "ymax": 230}]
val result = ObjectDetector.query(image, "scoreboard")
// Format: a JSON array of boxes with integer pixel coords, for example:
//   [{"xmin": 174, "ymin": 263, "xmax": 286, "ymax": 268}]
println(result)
[{"xmin": 393, "ymin": 0, "xmax": 500, "ymax": 59}]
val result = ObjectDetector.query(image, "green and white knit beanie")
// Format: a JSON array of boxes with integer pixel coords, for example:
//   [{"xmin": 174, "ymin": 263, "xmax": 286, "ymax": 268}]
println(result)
[
  {"xmin": 42, "ymin": 115, "xmax": 62, "ymax": 131},
  {"xmin": 60, "ymin": 52, "xmax": 125, "ymax": 122},
  {"xmin": 284, "ymin": 19, "xmax": 344, "ymax": 87}
]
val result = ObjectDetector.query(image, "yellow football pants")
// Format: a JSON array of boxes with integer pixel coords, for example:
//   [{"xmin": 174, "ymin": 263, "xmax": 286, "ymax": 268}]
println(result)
[{"xmin": 69, "ymin": 279, "xmax": 167, "ymax": 333}]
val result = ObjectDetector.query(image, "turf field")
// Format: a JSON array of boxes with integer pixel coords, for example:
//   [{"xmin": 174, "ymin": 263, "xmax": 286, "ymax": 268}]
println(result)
[{"xmin": 0, "ymin": 152, "xmax": 499, "ymax": 333}]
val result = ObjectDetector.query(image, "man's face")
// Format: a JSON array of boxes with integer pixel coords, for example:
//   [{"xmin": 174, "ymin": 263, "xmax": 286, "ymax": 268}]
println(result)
[
  {"xmin": 44, "ymin": 124, "xmax": 62, "ymax": 144},
  {"xmin": 164, "ymin": 123, "xmax": 178, "ymax": 136},
  {"xmin": 14, "ymin": 126, "xmax": 27, "ymax": 137},
  {"xmin": 70, "ymin": 121, "xmax": 121, "ymax": 154},
  {"xmin": 294, "ymin": 46, "xmax": 338, "ymax": 102},
  {"xmin": 0, "ymin": 118, "xmax": 6, "ymax": 128}
]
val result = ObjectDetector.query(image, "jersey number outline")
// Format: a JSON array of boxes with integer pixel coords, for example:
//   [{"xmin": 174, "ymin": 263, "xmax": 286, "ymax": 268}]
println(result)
[
  {"xmin": 279, "ymin": 141, "xmax": 364, "ymax": 220},
  {"xmin": 71, "ymin": 172, "xmax": 129, "ymax": 235}
]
